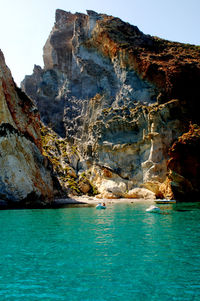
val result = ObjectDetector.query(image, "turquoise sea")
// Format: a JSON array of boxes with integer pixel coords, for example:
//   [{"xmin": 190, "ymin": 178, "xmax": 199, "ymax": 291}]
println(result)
[{"xmin": 0, "ymin": 202, "xmax": 200, "ymax": 301}]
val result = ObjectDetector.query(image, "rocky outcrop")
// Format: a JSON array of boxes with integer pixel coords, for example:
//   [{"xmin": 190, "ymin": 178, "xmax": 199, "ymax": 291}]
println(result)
[
  {"xmin": 22, "ymin": 10, "xmax": 200, "ymax": 199},
  {"xmin": 161, "ymin": 124, "xmax": 200, "ymax": 201},
  {"xmin": 0, "ymin": 50, "xmax": 54, "ymax": 207},
  {"xmin": 40, "ymin": 125, "xmax": 97, "ymax": 196}
]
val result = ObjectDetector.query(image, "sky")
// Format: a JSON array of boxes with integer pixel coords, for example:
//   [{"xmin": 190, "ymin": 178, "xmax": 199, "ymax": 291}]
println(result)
[{"xmin": 0, "ymin": 0, "xmax": 199, "ymax": 86}]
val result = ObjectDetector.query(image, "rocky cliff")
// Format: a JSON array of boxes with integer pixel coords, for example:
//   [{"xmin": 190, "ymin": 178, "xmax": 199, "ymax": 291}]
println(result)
[
  {"xmin": 161, "ymin": 124, "xmax": 200, "ymax": 201},
  {"xmin": 22, "ymin": 9, "xmax": 200, "ymax": 200},
  {"xmin": 0, "ymin": 50, "xmax": 55, "ymax": 207}
]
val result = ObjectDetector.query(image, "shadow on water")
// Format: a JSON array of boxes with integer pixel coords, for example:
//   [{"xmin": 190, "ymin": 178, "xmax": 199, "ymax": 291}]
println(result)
[
  {"xmin": 148, "ymin": 201, "xmax": 200, "ymax": 215},
  {"xmin": 0, "ymin": 198, "xmax": 95, "ymax": 210},
  {"xmin": 174, "ymin": 201, "xmax": 200, "ymax": 212}
]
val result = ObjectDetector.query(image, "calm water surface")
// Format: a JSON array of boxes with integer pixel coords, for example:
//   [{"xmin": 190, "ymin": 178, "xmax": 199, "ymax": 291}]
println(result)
[{"xmin": 0, "ymin": 202, "xmax": 200, "ymax": 301}]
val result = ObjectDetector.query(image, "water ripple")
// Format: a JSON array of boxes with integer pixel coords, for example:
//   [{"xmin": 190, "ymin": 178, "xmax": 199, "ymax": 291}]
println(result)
[{"xmin": 0, "ymin": 203, "xmax": 199, "ymax": 300}]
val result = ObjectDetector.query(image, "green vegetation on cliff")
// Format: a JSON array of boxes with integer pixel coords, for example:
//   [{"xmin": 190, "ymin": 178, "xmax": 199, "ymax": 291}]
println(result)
[{"xmin": 41, "ymin": 125, "xmax": 98, "ymax": 196}]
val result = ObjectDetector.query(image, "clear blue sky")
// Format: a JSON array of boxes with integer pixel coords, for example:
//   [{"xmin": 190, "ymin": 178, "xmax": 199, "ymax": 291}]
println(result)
[{"xmin": 0, "ymin": 0, "xmax": 199, "ymax": 85}]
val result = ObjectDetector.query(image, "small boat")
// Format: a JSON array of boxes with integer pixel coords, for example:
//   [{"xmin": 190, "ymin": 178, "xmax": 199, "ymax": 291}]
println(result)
[
  {"xmin": 146, "ymin": 205, "xmax": 160, "ymax": 213},
  {"xmin": 155, "ymin": 199, "xmax": 176, "ymax": 204},
  {"xmin": 96, "ymin": 203, "xmax": 106, "ymax": 209}
]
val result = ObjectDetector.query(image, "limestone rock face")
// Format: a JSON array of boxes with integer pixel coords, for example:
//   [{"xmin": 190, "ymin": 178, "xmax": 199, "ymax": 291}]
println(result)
[
  {"xmin": 0, "ymin": 50, "xmax": 54, "ymax": 206},
  {"xmin": 22, "ymin": 10, "xmax": 200, "ymax": 199},
  {"xmin": 124, "ymin": 188, "xmax": 156, "ymax": 200},
  {"xmin": 22, "ymin": 9, "xmax": 158, "ymax": 137}
]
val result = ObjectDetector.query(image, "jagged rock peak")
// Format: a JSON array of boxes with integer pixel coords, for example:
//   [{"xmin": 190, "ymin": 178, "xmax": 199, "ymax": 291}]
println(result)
[
  {"xmin": 33, "ymin": 64, "xmax": 42, "ymax": 74},
  {"xmin": 0, "ymin": 49, "xmax": 5, "ymax": 61},
  {"xmin": 55, "ymin": 8, "xmax": 101, "ymax": 21},
  {"xmin": 86, "ymin": 10, "xmax": 101, "ymax": 18},
  {"xmin": 55, "ymin": 9, "xmax": 73, "ymax": 22}
]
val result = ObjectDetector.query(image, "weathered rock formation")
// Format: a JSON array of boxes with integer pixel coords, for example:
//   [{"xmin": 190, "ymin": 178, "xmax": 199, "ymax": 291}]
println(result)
[
  {"xmin": 0, "ymin": 50, "xmax": 54, "ymax": 207},
  {"xmin": 40, "ymin": 125, "xmax": 97, "ymax": 196},
  {"xmin": 160, "ymin": 124, "xmax": 200, "ymax": 201},
  {"xmin": 22, "ymin": 9, "xmax": 200, "ymax": 199}
]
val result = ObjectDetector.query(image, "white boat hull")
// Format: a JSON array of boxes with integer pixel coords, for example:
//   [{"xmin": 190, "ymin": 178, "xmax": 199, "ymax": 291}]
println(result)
[
  {"xmin": 96, "ymin": 204, "xmax": 106, "ymax": 209},
  {"xmin": 146, "ymin": 205, "xmax": 160, "ymax": 213}
]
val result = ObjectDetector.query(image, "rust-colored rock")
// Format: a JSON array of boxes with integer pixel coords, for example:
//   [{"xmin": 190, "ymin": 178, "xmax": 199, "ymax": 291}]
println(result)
[
  {"xmin": 0, "ymin": 51, "xmax": 42, "ymax": 150},
  {"xmin": 102, "ymin": 168, "xmax": 113, "ymax": 178},
  {"xmin": 166, "ymin": 124, "xmax": 200, "ymax": 200},
  {"xmin": 79, "ymin": 181, "xmax": 91, "ymax": 194}
]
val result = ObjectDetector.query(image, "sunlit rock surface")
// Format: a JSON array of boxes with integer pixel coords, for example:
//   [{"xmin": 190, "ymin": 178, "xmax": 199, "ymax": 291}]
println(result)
[
  {"xmin": 22, "ymin": 10, "xmax": 200, "ymax": 199},
  {"xmin": 0, "ymin": 50, "xmax": 54, "ymax": 206}
]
